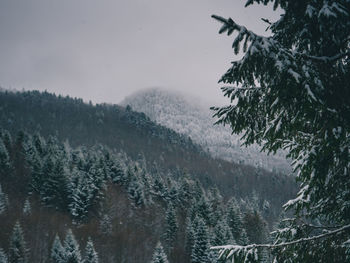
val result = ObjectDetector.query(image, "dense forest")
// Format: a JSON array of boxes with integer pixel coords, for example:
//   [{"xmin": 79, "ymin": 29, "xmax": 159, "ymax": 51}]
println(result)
[{"xmin": 0, "ymin": 90, "xmax": 296, "ymax": 262}]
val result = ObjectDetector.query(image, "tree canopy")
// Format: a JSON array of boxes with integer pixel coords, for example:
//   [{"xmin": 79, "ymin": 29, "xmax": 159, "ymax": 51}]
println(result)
[{"xmin": 211, "ymin": 0, "xmax": 350, "ymax": 262}]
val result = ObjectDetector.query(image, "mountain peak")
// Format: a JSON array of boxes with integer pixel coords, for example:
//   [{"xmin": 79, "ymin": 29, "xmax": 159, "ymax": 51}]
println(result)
[{"xmin": 122, "ymin": 88, "xmax": 291, "ymax": 173}]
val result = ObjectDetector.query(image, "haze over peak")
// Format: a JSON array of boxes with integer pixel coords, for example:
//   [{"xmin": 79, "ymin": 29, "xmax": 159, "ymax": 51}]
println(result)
[{"xmin": 122, "ymin": 88, "xmax": 291, "ymax": 173}]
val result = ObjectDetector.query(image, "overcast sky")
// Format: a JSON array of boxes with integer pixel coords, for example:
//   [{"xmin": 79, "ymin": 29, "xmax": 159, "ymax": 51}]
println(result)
[{"xmin": 0, "ymin": 0, "xmax": 281, "ymax": 105}]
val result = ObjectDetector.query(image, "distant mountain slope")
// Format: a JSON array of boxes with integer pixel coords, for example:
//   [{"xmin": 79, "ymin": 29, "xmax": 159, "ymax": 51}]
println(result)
[
  {"xmin": 122, "ymin": 88, "xmax": 291, "ymax": 172},
  {"xmin": 0, "ymin": 90, "xmax": 296, "ymax": 205}
]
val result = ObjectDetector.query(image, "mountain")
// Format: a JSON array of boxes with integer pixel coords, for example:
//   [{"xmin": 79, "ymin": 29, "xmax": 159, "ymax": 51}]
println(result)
[
  {"xmin": 122, "ymin": 88, "xmax": 291, "ymax": 173},
  {"xmin": 0, "ymin": 89, "xmax": 296, "ymax": 262}
]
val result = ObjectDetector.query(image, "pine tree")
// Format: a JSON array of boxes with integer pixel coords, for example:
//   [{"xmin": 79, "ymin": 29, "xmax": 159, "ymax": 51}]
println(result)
[
  {"xmin": 63, "ymin": 229, "xmax": 81, "ymax": 263},
  {"xmin": 150, "ymin": 242, "xmax": 169, "ymax": 263},
  {"xmin": 195, "ymin": 196, "xmax": 212, "ymax": 226},
  {"xmin": 212, "ymin": 0, "xmax": 350, "ymax": 261},
  {"xmin": 0, "ymin": 130, "xmax": 12, "ymax": 153},
  {"xmin": 164, "ymin": 203, "xmax": 178, "ymax": 248},
  {"xmin": 0, "ymin": 248, "xmax": 8, "ymax": 263},
  {"xmin": 211, "ymin": 221, "xmax": 234, "ymax": 247},
  {"xmin": 226, "ymin": 199, "xmax": 247, "ymax": 245},
  {"xmin": 0, "ymin": 184, "xmax": 8, "ymax": 215},
  {"xmin": 185, "ymin": 217, "xmax": 195, "ymax": 254},
  {"xmin": 127, "ymin": 179, "xmax": 145, "ymax": 207},
  {"xmin": 41, "ymin": 156, "xmax": 68, "ymax": 210},
  {"xmin": 191, "ymin": 217, "xmax": 209, "ymax": 263},
  {"xmin": 8, "ymin": 221, "xmax": 28, "ymax": 263},
  {"xmin": 0, "ymin": 138, "xmax": 10, "ymax": 174},
  {"xmin": 83, "ymin": 238, "xmax": 98, "ymax": 263},
  {"xmin": 22, "ymin": 199, "xmax": 31, "ymax": 216},
  {"xmin": 51, "ymin": 234, "xmax": 65, "ymax": 263},
  {"xmin": 68, "ymin": 168, "xmax": 96, "ymax": 223}
]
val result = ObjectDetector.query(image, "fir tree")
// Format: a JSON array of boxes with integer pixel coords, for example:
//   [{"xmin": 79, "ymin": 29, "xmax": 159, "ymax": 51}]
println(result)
[
  {"xmin": 8, "ymin": 221, "xmax": 28, "ymax": 263},
  {"xmin": 0, "ymin": 184, "xmax": 8, "ymax": 215},
  {"xmin": 212, "ymin": 0, "xmax": 350, "ymax": 261},
  {"xmin": 185, "ymin": 217, "xmax": 195, "ymax": 254},
  {"xmin": 0, "ymin": 138, "xmax": 10, "ymax": 174},
  {"xmin": 51, "ymin": 234, "xmax": 65, "ymax": 263},
  {"xmin": 150, "ymin": 242, "xmax": 169, "ymax": 263},
  {"xmin": 0, "ymin": 248, "xmax": 8, "ymax": 263},
  {"xmin": 83, "ymin": 238, "xmax": 98, "ymax": 263},
  {"xmin": 164, "ymin": 203, "xmax": 178, "ymax": 248},
  {"xmin": 127, "ymin": 179, "xmax": 145, "ymax": 207},
  {"xmin": 191, "ymin": 217, "xmax": 209, "ymax": 263},
  {"xmin": 226, "ymin": 199, "xmax": 247, "ymax": 245},
  {"xmin": 41, "ymin": 156, "xmax": 68, "ymax": 209},
  {"xmin": 211, "ymin": 221, "xmax": 234, "ymax": 247},
  {"xmin": 63, "ymin": 229, "xmax": 81, "ymax": 263},
  {"xmin": 68, "ymin": 168, "xmax": 97, "ymax": 223}
]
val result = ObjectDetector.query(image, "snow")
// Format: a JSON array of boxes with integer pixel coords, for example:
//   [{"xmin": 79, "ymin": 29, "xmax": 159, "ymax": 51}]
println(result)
[
  {"xmin": 318, "ymin": 4, "xmax": 337, "ymax": 18},
  {"xmin": 283, "ymin": 184, "xmax": 310, "ymax": 209},
  {"xmin": 121, "ymin": 88, "xmax": 291, "ymax": 173},
  {"xmin": 305, "ymin": 84, "xmax": 317, "ymax": 101},
  {"xmin": 288, "ymin": 69, "xmax": 301, "ymax": 83}
]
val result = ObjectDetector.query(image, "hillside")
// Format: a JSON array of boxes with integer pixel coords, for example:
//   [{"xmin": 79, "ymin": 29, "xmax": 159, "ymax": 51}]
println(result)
[
  {"xmin": 0, "ymin": 90, "xmax": 297, "ymax": 262},
  {"xmin": 122, "ymin": 88, "xmax": 291, "ymax": 173}
]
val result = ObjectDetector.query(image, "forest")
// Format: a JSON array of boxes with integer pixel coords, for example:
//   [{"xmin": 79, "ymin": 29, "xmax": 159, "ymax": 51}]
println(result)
[{"xmin": 0, "ymin": 90, "xmax": 296, "ymax": 262}]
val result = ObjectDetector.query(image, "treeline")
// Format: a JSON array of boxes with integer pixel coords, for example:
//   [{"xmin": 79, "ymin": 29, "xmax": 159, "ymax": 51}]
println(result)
[{"xmin": 0, "ymin": 130, "xmax": 270, "ymax": 262}]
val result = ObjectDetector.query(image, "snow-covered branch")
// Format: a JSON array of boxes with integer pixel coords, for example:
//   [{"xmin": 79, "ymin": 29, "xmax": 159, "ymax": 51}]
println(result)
[{"xmin": 211, "ymin": 224, "xmax": 350, "ymax": 253}]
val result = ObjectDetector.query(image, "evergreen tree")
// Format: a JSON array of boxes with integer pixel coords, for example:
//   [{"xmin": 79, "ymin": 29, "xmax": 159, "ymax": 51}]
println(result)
[
  {"xmin": 106, "ymin": 157, "xmax": 124, "ymax": 185},
  {"xmin": 0, "ymin": 130, "xmax": 12, "ymax": 153},
  {"xmin": 0, "ymin": 138, "xmax": 10, "ymax": 173},
  {"xmin": 0, "ymin": 248, "xmax": 8, "ymax": 263},
  {"xmin": 63, "ymin": 229, "xmax": 81, "ymax": 263},
  {"xmin": 83, "ymin": 238, "xmax": 98, "ymax": 263},
  {"xmin": 8, "ymin": 221, "xmax": 28, "ymax": 263},
  {"xmin": 164, "ymin": 203, "xmax": 178, "ymax": 247},
  {"xmin": 0, "ymin": 184, "xmax": 8, "ymax": 215},
  {"xmin": 191, "ymin": 217, "xmax": 209, "ymax": 263},
  {"xmin": 226, "ymin": 199, "xmax": 247, "ymax": 245},
  {"xmin": 185, "ymin": 217, "xmax": 195, "ymax": 254},
  {"xmin": 22, "ymin": 199, "xmax": 31, "ymax": 216},
  {"xmin": 212, "ymin": 0, "xmax": 350, "ymax": 261},
  {"xmin": 150, "ymin": 242, "xmax": 169, "ymax": 263},
  {"xmin": 127, "ymin": 179, "xmax": 145, "ymax": 207},
  {"xmin": 197, "ymin": 196, "xmax": 213, "ymax": 226},
  {"xmin": 211, "ymin": 221, "xmax": 234, "ymax": 247},
  {"xmin": 51, "ymin": 234, "xmax": 65, "ymax": 263},
  {"xmin": 41, "ymin": 156, "xmax": 68, "ymax": 209},
  {"xmin": 68, "ymin": 168, "xmax": 97, "ymax": 223}
]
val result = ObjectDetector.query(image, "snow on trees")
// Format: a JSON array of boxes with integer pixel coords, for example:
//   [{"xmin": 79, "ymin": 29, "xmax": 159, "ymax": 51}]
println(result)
[
  {"xmin": 51, "ymin": 234, "xmax": 65, "ymax": 263},
  {"xmin": 164, "ymin": 202, "xmax": 178, "ymax": 248},
  {"xmin": 150, "ymin": 242, "xmax": 169, "ymax": 263},
  {"xmin": 0, "ymin": 184, "xmax": 8, "ymax": 215},
  {"xmin": 63, "ymin": 229, "xmax": 82, "ymax": 263},
  {"xmin": 8, "ymin": 221, "xmax": 28, "ymax": 263},
  {"xmin": 83, "ymin": 238, "xmax": 99, "ymax": 263},
  {"xmin": 0, "ymin": 138, "xmax": 10, "ymax": 174},
  {"xmin": 211, "ymin": 0, "xmax": 350, "ymax": 261},
  {"xmin": 191, "ymin": 217, "xmax": 210, "ymax": 263},
  {"xmin": 0, "ymin": 248, "xmax": 8, "ymax": 263}
]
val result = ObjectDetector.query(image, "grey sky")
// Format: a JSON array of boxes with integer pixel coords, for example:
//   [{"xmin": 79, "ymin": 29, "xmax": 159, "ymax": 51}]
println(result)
[{"xmin": 0, "ymin": 0, "xmax": 280, "ymax": 105}]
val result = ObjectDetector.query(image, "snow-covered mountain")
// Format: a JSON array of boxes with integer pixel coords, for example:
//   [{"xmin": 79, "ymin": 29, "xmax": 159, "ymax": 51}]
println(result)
[{"xmin": 121, "ymin": 88, "xmax": 291, "ymax": 173}]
